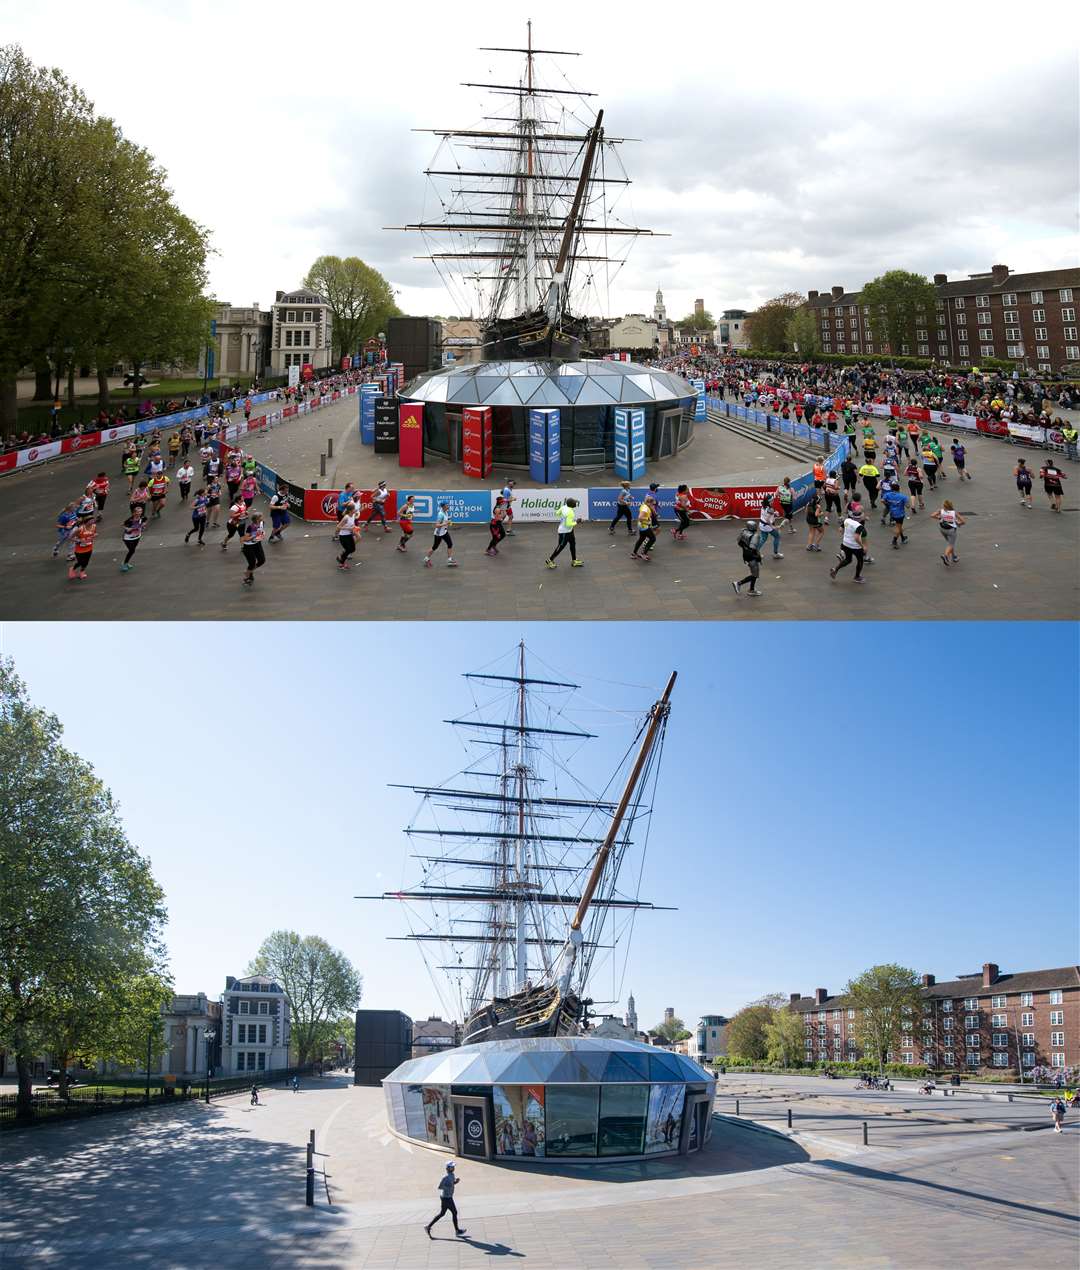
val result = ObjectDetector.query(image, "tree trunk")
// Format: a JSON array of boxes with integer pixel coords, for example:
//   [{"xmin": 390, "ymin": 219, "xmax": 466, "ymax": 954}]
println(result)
[
  {"xmin": 66, "ymin": 363, "xmax": 76, "ymax": 410},
  {"xmin": 15, "ymin": 1053, "xmax": 33, "ymax": 1123},
  {"xmin": 56, "ymin": 1050, "xmax": 69, "ymax": 1100},
  {"xmin": 131, "ymin": 363, "xmax": 141, "ymax": 398},
  {"xmin": 97, "ymin": 367, "xmax": 111, "ymax": 412},
  {"xmin": 0, "ymin": 374, "xmax": 18, "ymax": 441},
  {"xmin": 33, "ymin": 362, "xmax": 53, "ymax": 401}
]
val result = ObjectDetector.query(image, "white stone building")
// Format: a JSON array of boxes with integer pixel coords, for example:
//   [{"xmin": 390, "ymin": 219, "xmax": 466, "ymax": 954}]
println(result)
[
  {"xmin": 220, "ymin": 975, "xmax": 291, "ymax": 1076},
  {"xmin": 269, "ymin": 289, "xmax": 334, "ymax": 377}
]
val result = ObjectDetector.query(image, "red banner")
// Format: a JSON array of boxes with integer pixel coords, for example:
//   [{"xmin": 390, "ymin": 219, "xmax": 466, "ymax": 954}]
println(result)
[
  {"xmin": 688, "ymin": 485, "xmax": 780, "ymax": 520},
  {"xmin": 977, "ymin": 417, "xmax": 1010, "ymax": 436},
  {"xmin": 462, "ymin": 406, "xmax": 491, "ymax": 479},
  {"xmin": 301, "ymin": 487, "xmax": 398, "ymax": 521},
  {"xmin": 61, "ymin": 431, "xmax": 102, "ymax": 454},
  {"xmin": 301, "ymin": 364, "xmax": 315, "ymax": 382},
  {"xmin": 399, "ymin": 402, "xmax": 424, "ymax": 468},
  {"xmin": 0, "ymin": 452, "xmax": 17, "ymax": 474}
]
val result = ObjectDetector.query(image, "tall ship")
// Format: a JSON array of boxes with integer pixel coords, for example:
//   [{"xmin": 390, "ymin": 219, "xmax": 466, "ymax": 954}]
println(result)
[
  {"xmin": 388, "ymin": 23, "xmax": 665, "ymax": 361},
  {"xmin": 360, "ymin": 645, "xmax": 676, "ymax": 1045}
]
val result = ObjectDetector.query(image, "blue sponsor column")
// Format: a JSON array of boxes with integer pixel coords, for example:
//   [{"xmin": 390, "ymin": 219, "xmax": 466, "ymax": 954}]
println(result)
[
  {"xmin": 691, "ymin": 379, "xmax": 706, "ymax": 422},
  {"xmin": 614, "ymin": 407, "xmax": 646, "ymax": 481},
  {"xmin": 529, "ymin": 408, "xmax": 561, "ymax": 483},
  {"xmin": 359, "ymin": 384, "xmax": 378, "ymax": 444}
]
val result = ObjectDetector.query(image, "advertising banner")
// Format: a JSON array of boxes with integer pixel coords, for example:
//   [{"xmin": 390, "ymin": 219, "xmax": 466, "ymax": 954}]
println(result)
[
  {"xmin": 256, "ymin": 462, "xmax": 279, "ymax": 500},
  {"xmin": 493, "ymin": 1084, "xmax": 545, "ymax": 1157},
  {"xmin": 288, "ymin": 365, "xmax": 300, "ymax": 388},
  {"xmin": 977, "ymin": 416, "xmax": 1010, "ymax": 437},
  {"xmin": 462, "ymin": 406, "xmax": 492, "ymax": 478},
  {"xmin": 929, "ymin": 409, "xmax": 979, "ymax": 432},
  {"xmin": 59, "ymin": 431, "xmax": 101, "ymax": 455},
  {"xmin": 15, "ymin": 440, "xmax": 62, "ymax": 468},
  {"xmin": 687, "ymin": 485, "xmax": 780, "ymax": 519},
  {"xmin": 509, "ymin": 487, "xmax": 590, "ymax": 522},
  {"xmin": 587, "ymin": 486, "xmax": 676, "ymax": 520},
  {"xmin": 546, "ymin": 408, "xmax": 561, "ymax": 483},
  {"xmin": 613, "ymin": 407, "xmax": 646, "ymax": 482},
  {"xmin": 461, "ymin": 1105, "xmax": 487, "ymax": 1158},
  {"xmin": 101, "ymin": 423, "xmax": 137, "ymax": 444},
  {"xmin": 283, "ymin": 481, "xmax": 307, "ymax": 519},
  {"xmin": 0, "ymin": 452, "xmax": 17, "ymax": 475},
  {"xmin": 374, "ymin": 400, "xmax": 399, "ymax": 454},
  {"xmin": 1007, "ymin": 421, "xmax": 1048, "ymax": 444},
  {"xmin": 401, "ymin": 490, "xmax": 490, "ymax": 523},
  {"xmin": 399, "ymin": 402, "xmax": 424, "ymax": 467},
  {"xmin": 301, "ymin": 363, "xmax": 315, "ymax": 382},
  {"xmin": 691, "ymin": 379, "xmax": 706, "ymax": 422},
  {"xmin": 528, "ymin": 408, "xmax": 560, "ymax": 483}
]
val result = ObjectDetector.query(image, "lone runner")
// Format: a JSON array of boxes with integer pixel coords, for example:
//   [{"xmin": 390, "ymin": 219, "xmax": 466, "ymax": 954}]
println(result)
[{"xmin": 425, "ymin": 1162, "xmax": 466, "ymax": 1238}]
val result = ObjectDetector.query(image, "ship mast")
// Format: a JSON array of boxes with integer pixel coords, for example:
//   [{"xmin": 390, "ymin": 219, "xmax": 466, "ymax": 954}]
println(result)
[{"xmin": 515, "ymin": 641, "xmax": 528, "ymax": 990}]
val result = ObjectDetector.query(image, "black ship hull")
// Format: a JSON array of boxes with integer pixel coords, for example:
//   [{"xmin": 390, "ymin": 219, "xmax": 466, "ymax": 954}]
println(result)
[
  {"xmin": 463, "ymin": 984, "xmax": 584, "ymax": 1046},
  {"xmin": 483, "ymin": 311, "xmax": 590, "ymax": 361}
]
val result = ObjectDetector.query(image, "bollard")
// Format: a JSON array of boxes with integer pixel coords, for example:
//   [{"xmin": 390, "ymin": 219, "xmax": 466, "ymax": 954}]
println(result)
[
  {"xmin": 306, "ymin": 1165, "xmax": 315, "ymax": 1207},
  {"xmin": 327, "ymin": 437, "xmax": 333, "ymax": 458},
  {"xmin": 735, "ymin": 1098, "xmax": 740, "ymax": 1116},
  {"xmin": 862, "ymin": 1121, "xmax": 868, "ymax": 1146},
  {"xmin": 320, "ymin": 454, "xmax": 326, "ymax": 478},
  {"xmin": 787, "ymin": 1108, "xmax": 792, "ymax": 1129}
]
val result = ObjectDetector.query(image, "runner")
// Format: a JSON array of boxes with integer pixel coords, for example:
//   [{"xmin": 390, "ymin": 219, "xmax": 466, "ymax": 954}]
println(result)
[
  {"xmin": 500, "ymin": 480, "xmax": 516, "ymax": 534},
  {"xmin": 167, "ymin": 431, "xmax": 181, "ymax": 468},
  {"xmin": 1039, "ymin": 458, "xmax": 1067, "ymax": 511},
  {"xmin": 731, "ymin": 520, "xmax": 763, "ymax": 596},
  {"xmin": 206, "ymin": 477, "xmax": 222, "ymax": 528},
  {"xmin": 932, "ymin": 500, "xmax": 965, "ymax": 566},
  {"xmin": 881, "ymin": 483, "xmax": 910, "ymax": 549},
  {"xmin": 179, "ymin": 424, "xmax": 193, "ymax": 458},
  {"xmin": 336, "ymin": 502, "xmax": 358, "ymax": 569},
  {"xmin": 755, "ymin": 499, "xmax": 784, "ymax": 560},
  {"xmin": 268, "ymin": 484, "xmax": 290, "ymax": 541},
  {"xmin": 486, "ymin": 496, "xmax": 507, "ymax": 556},
  {"xmin": 367, "ymin": 480, "xmax": 392, "ymax": 533},
  {"xmin": 545, "ymin": 498, "xmax": 583, "ymax": 568},
  {"xmin": 829, "ymin": 513, "xmax": 868, "ymax": 584},
  {"xmin": 823, "ymin": 470, "xmax": 842, "ymax": 523},
  {"xmin": 397, "ymin": 495, "xmax": 416, "ymax": 552},
  {"xmin": 905, "ymin": 458, "xmax": 925, "ymax": 513},
  {"xmin": 239, "ymin": 472, "xmax": 258, "ymax": 508},
  {"xmin": 68, "ymin": 516, "xmax": 97, "ymax": 581},
  {"xmin": 424, "ymin": 502, "xmax": 457, "ymax": 567},
  {"xmin": 1014, "ymin": 458, "xmax": 1034, "ymax": 508},
  {"xmin": 52, "ymin": 503, "xmax": 78, "ymax": 558},
  {"xmin": 147, "ymin": 471, "xmax": 170, "ymax": 519},
  {"xmin": 609, "ymin": 482, "xmax": 634, "ymax": 535},
  {"xmin": 185, "ymin": 489, "xmax": 209, "ymax": 546},
  {"xmin": 921, "ymin": 440, "xmax": 939, "ymax": 489},
  {"xmin": 206, "ymin": 448, "xmax": 222, "ymax": 484},
  {"xmin": 240, "ymin": 514, "xmax": 266, "ymax": 587},
  {"xmin": 812, "ymin": 459, "xmax": 825, "ymax": 492},
  {"xmin": 120, "ymin": 507, "xmax": 145, "ymax": 572},
  {"xmin": 906, "ymin": 420, "xmax": 922, "ymax": 458},
  {"xmin": 225, "ymin": 454, "xmax": 242, "ymax": 501},
  {"xmin": 858, "ymin": 459, "xmax": 880, "ymax": 509},
  {"xmin": 805, "ymin": 486, "xmax": 824, "ymax": 552},
  {"xmin": 630, "ymin": 497, "xmax": 656, "ymax": 562},
  {"xmin": 123, "ymin": 446, "xmax": 140, "ymax": 492},
  {"xmin": 672, "ymin": 485, "xmax": 692, "ymax": 541},
  {"xmin": 199, "ymin": 442, "xmax": 214, "ymax": 479},
  {"xmin": 950, "ymin": 438, "xmax": 972, "ymax": 480},
  {"xmin": 129, "ymin": 479, "xmax": 151, "ymax": 520},
  {"xmin": 840, "ymin": 454, "xmax": 859, "ymax": 506},
  {"xmin": 221, "ymin": 497, "xmax": 248, "ymax": 551},
  {"xmin": 775, "ymin": 477, "xmax": 796, "ymax": 533},
  {"xmin": 88, "ymin": 472, "xmax": 110, "ymax": 519},
  {"xmin": 177, "ymin": 460, "xmax": 194, "ymax": 503}
]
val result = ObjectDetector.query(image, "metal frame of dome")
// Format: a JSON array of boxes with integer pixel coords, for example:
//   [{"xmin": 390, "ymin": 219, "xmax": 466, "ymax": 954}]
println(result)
[{"xmin": 401, "ymin": 358, "xmax": 696, "ymax": 411}]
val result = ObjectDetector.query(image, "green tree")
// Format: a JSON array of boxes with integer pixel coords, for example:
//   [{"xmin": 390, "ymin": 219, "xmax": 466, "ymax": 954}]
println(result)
[
  {"xmin": 785, "ymin": 306, "xmax": 821, "ymax": 356},
  {"xmin": 248, "ymin": 932, "xmax": 362, "ymax": 1067},
  {"xmin": 0, "ymin": 658, "xmax": 170, "ymax": 1119},
  {"xmin": 765, "ymin": 1005, "xmax": 806, "ymax": 1067},
  {"xmin": 744, "ymin": 293, "xmax": 804, "ymax": 353},
  {"xmin": 844, "ymin": 964, "xmax": 923, "ymax": 1074},
  {"xmin": 303, "ymin": 256, "xmax": 399, "ymax": 363},
  {"xmin": 652, "ymin": 1015, "xmax": 691, "ymax": 1044},
  {"xmin": 677, "ymin": 309, "xmax": 715, "ymax": 333},
  {"xmin": 859, "ymin": 270, "xmax": 938, "ymax": 360}
]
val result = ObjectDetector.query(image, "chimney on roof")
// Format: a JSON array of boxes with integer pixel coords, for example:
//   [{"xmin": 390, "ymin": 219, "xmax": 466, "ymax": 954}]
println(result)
[
  {"xmin": 933, "ymin": 274, "xmax": 947, "ymax": 285},
  {"xmin": 921, "ymin": 974, "xmax": 936, "ymax": 987},
  {"xmin": 982, "ymin": 962, "xmax": 999, "ymax": 988},
  {"xmin": 225, "ymin": 976, "xmax": 235, "ymax": 990},
  {"xmin": 275, "ymin": 290, "xmax": 284, "ymax": 302},
  {"xmin": 808, "ymin": 290, "xmax": 819, "ymax": 301},
  {"xmin": 814, "ymin": 988, "xmax": 828, "ymax": 1005},
  {"xmin": 831, "ymin": 286, "xmax": 844, "ymax": 300},
  {"xmin": 990, "ymin": 265, "xmax": 1009, "ymax": 284},
  {"xmin": 790, "ymin": 993, "xmax": 801, "ymax": 1004}
]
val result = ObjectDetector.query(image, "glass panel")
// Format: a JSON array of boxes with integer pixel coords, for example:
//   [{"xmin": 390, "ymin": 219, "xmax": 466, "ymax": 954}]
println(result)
[
  {"xmin": 403, "ymin": 1084, "xmax": 427, "ymax": 1139},
  {"xmin": 545, "ymin": 1085, "xmax": 599, "ymax": 1157},
  {"xmin": 610, "ymin": 1050, "xmax": 649, "ymax": 1079},
  {"xmin": 598, "ymin": 1083, "xmax": 648, "ymax": 1156},
  {"xmin": 648, "ymin": 1053, "xmax": 684, "ymax": 1081},
  {"xmin": 546, "ymin": 1054, "xmax": 593, "ymax": 1083},
  {"xmin": 493, "ymin": 1085, "xmax": 546, "ymax": 1157},
  {"xmin": 602, "ymin": 1054, "xmax": 647, "ymax": 1082},
  {"xmin": 422, "ymin": 1086, "xmax": 454, "ymax": 1147},
  {"xmin": 644, "ymin": 1084, "xmax": 685, "ymax": 1153}
]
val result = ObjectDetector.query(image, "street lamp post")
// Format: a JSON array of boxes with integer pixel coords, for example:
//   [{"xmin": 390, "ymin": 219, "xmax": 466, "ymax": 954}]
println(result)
[{"xmin": 204, "ymin": 1029, "xmax": 216, "ymax": 1104}]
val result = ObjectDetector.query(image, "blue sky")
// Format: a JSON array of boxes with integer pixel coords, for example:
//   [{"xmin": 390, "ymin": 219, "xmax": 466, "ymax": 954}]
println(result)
[{"xmin": 3, "ymin": 622, "xmax": 1077, "ymax": 1033}]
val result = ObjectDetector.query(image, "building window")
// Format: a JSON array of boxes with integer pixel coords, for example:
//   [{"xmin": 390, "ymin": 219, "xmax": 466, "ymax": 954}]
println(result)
[
  {"xmin": 237, "ymin": 1052, "xmax": 247, "ymax": 1071},
  {"xmin": 944, "ymin": 1051, "xmax": 954, "ymax": 1065},
  {"xmin": 1067, "ymin": 346, "xmax": 1080, "ymax": 359},
  {"xmin": 942, "ymin": 1001, "xmax": 953, "ymax": 1013},
  {"xmin": 993, "ymin": 1053, "xmax": 1009, "ymax": 1067},
  {"xmin": 1050, "ymin": 1010, "xmax": 1064, "ymax": 1025},
  {"xmin": 833, "ymin": 1025, "xmax": 841, "ymax": 1036},
  {"xmin": 1006, "ymin": 345, "xmax": 1025, "ymax": 358},
  {"xmin": 967, "ymin": 1053, "xmax": 980, "ymax": 1067},
  {"xmin": 1021, "ymin": 1012, "xmax": 1033, "ymax": 1027},
  {"xmin": 1021, "ymin": 1033, "xmax": 1034, "ymax": 1046},
  {"xmin": 918, "ymin": 344, "xmax": 929, "ymax": 355},
  {"xmin": 992, "ymin": 1034, "xmax": 1008, "ymax": 1048},
  {"xmin": 1020, "ymin": 993, "xmax": 1033, "ymax": 1007},
  {"xmin": 1029, "ymin": 291, "xmax": 1042, "ymax": 303},
  {"xmin": 1003, "ymin": 311, "xmax": 1019, "ymax": 324},
  {"xmin": 1034, "ymin": 327, "xmax": 1047, "ymax": 340},
  {"xmin": 1022, "ymin": 1051, "xmax": 1035, "ymax": 1067},
  {"xmin": 1064, "ymin": 327, "xmax": 1078, "ymax": 340},
  {"xmin": 303, "ymin": 330, "xmax": 312, "ymax": 347},
  {"xmin": 917, "ymin": 329, "xmax": 928, "ymax": 340},
  {"xmin": 257, "ymin": 1053, "xmax": 266, "ymax": 1071},
  {"xmin": 979, "ymin": 327, "xmax": 993, "ymax": 341},
  {"xmin": 965, "ymin": 1016, "xmax": 978, "ymax": 1029},
  {"xmin": 1061, "ymin": 309, "xmax": 1075, "ymax": 323},
  {"xmin": 975, "ymin": 295, "xmax": 989, "ymax": 308},
  {"xmin": 943, "ymin": 1018, "xmax": 953, "ymax": 1031},
  {"xmin": 922, "ymin": 1051, "xmax": 934, "ymax": 1065},
  {"xmin": 1002, "ymin": 293, "xmax": 1017, "ymax": 306},
  {"xmin": 239, "ymin": 1001, "xmax": 249, "ymax": 1014},
  {"xmin": 1004, "ymin": 328, "xmax": 1021, "ymax": 341},
  {"xmin": 847, "ymin": 1009, "xmax": 855, "ymax": 1020},
  {"xmin": 955, "ymin": 313, "xmax": 966, "ymax": 325},
  {"xmin": 991, "ymin": 1014, "xmax": 1006, "ymax": 1027},
  {"xmin": 304, "ymin": 311, "xmax": 313, "ymax": 322},
  {"xmin": 1051, "ymin": 1031, "xmax": 1064, "ymax": 1047},
  {"xmin": 967, "ymin": 1035, "xmax": 980, "ymax": 1048},
  {"xmin": 285, "ymin": 330, "xmax": 293, "ymax": 347},
  {"xmin": 1032, "ymin": 309, "xmax": 1046, "ymax": 323},
  {"xmin": 822, "ymin": 320, "xmax": 830, "ymax": 330},
  {"xmin": 954, "ymin": 297, "xmax": 966, "ymax": 308},
  {"xmin": 259, "ymin": 1002, "xmax": 269, "ymax": 1015},
  {"xmin": 302, "ymin": 353, "xmax": 311, "ymax": 365},
  {"xmin": 1060, "ymin": 289, "xmax": 1074, "ymax": 301},
  {"xmin": 1037, "ymin": 346, "xmax": 1050, "ymax": 359},
  {"xmin": 1049, "ymin": 990, "xmax": 1063, "ymax": 1005},
  {"xmin": 286, "ymin": 310, "xmax": 296, "ymax": 322},
  {"xmin": 1052, "ymin": 1053, "xmax": 1066, "ymax": 1068},
  {"xmin": 958, "ymin": 344, "xmax": 969, "ymax": 356},
  {"xmin": 981, "ymin": 345, "xmax": 995, "ymax": 357},
  {"xmin": 935, "ymin": 298, "xmax": 944, "ymax": 309}
]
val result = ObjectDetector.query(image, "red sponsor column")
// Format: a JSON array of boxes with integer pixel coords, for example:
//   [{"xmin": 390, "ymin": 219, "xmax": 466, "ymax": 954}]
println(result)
[
  {"xmin": 462, "ymin": 406, "xmax": 491, "ymax": 478},
  {"xmin": 399, "ymin": 402, "xmax": 424, "ymax": 468}
]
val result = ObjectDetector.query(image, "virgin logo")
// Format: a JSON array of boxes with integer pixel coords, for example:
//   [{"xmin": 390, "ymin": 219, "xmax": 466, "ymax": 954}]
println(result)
[
  {"xmin": 321, "ymin": 493, "xmax": 338, "ymax": 517},
  {"xmin": 105, "ymin": 429, "xmax": 117, "ymax": 441},
  {"xmin": 28, "ymin": 449, "xmax": 39, "ymax": 460},
  {"xmin": 940, "ymin": 412, "xmax": 951, "ymax": 424}
]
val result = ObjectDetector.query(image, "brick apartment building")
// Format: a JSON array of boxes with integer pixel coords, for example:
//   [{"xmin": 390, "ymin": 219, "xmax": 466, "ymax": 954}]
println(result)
[
  {"xmin": 789, "ymin": 962, "xmax": 1078, "ymax": 1074},
  {"xmin": 803, "ymin": 264, "xmax": 1080, "ymax": 372}
]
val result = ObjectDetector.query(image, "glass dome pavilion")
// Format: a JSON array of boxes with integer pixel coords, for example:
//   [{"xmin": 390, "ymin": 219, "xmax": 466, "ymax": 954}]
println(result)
[
  {"xmin": 399, "ymin": 358, "xmax": 698, "ymax": 471},
  {"xmin": 383, "ymin": 1036, "xmax": 716, "ymax": 1163}
]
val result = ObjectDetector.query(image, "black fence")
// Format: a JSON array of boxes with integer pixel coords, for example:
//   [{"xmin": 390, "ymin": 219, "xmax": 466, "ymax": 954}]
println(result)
[{"xmin": 1, "ymin": 1064, "xmax": 316, "ymax": 1129}]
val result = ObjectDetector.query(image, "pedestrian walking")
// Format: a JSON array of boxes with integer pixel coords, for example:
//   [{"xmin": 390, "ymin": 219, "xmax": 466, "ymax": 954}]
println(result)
[
  {"xmin": 397, "ymin": 495, "xmax": 415, "ymax": 552},
  {"xmin": 240, "ymin": 514, "xmax": 266, "ymax": 586},
  {"xmin": 425, "ymin": 1162, "xmax": 466, "ymax": 1238},
  {"xmin": 1015, "ymin": 458, "xmax": 1034, "ymax": 508},
  {"xmin": 932, "ymin": 500, "xmax": 965, "ymax": 566},
  {"xmin": 1051, "ymin": 1096, "xmax": 1066, "ymax": 1133},
  {"xmin": 1039, "ymin": 459, "xmax": 1067, "ymax": 511},
  {"xmin": 185, "ymin": 490, "xmax": 208, "ymax": 546},
  {"xmin": 424, "ymin": 502, "xmax": 457, "ymax": 567},
  {"xmin": 950, "ymin": 439, "xmax": 972, "ymax": 480},
  {"xmin": 546, "ymin": 498, "xmax": 583, "ymax": 568},
  {"xmin": 830, "ymin": 513, "xmax": 868, "ymax": 584},
  {"xmin": 630, "ymin": 497, "xmax": 656, "ymax": 562},
  {"xmin": 250, "ymin": 1084, "xmax": 259, "ymax": 1106},
  {"xmin": 177, "ymin": 461, "xmax": 194, "ymax": 503},
  {"xmin": 672, "ymin": 485, "xmax": 692, "ymax": 541},
  {"xmin": 609, "ymin": 481, "xmax": 634, "ymax": 535},
  {"xmin": 732, "ymin": 520, "xmax": 763, "ymax": 596},
  {"xmin": 268, "ymin": 484, "xmax": 291, "ymax": 541}
]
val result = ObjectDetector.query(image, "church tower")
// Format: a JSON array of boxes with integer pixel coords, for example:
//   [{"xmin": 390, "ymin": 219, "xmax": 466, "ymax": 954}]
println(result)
[
  {"xmin": 625, "ymin": 992, "xmax": 638, "ymax": 1033},
  {"xmin": 652, "ymin": 288, "xmax": 666, "ymax": 324}
]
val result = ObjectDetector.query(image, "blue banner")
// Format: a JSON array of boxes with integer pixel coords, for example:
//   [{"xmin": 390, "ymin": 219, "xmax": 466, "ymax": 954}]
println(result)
[
  {"xmin": 359, "ymin": 385, "xmax": 378, "ymax": 444},
  {"xmin": 588, "ymin": 486, "xmax": 675, "ymax": 520},
  {"xmin": 546, "ymin": 408, "xmax": 561, "ymax": 483},
  {"xmin": 529, "ymin": 409, "xmax": 560, "ymax": 483},
  {"xmin": 613, "ymin": 408, "xmax": 630, "ymax": 481},
  {"xmin": 399, "ymin": 489, "xmax": 491, "ymax": 524},
  {"xmin": 256, "ymin": 462, "xmax": 279, "ymax": 500},
  {"xmin": 691, "ymin": 379, "xmax": 706, "ymax": 423},
  {"xmin": 613, "ymin": 408, "xmax": 646, "ymax": 481}
]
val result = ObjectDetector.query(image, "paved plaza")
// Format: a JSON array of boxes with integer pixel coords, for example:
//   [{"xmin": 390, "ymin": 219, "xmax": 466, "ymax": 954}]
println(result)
[
  {"xmin": 0, "ymin": 393, "xmax": 1076, "ymax": 620},
  {"xmin": 0, "ymin": 1074, "xmax": 1076, "ymax": 1268}
]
